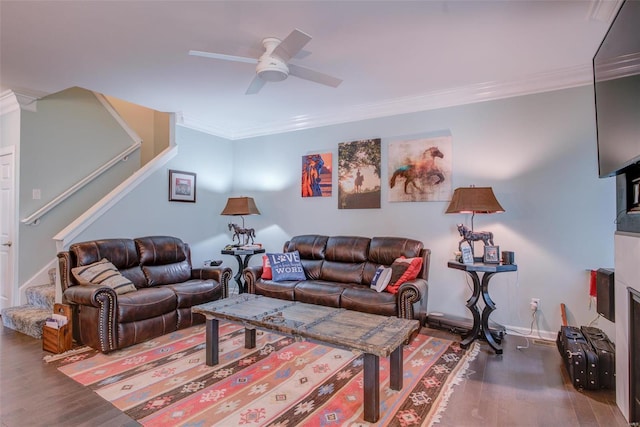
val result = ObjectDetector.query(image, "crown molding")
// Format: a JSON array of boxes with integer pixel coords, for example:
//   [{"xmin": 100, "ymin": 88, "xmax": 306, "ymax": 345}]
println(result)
[
  {"xmin": 179, "ymin": 63, "xmax": 594, "ymax": 140},
  {"xmin": 0, "ymin": 90, "xmax": 20, "ymax": 115}
]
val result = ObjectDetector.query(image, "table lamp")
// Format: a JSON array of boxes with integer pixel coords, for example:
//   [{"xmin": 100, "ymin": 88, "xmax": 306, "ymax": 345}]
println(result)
[
  {"xmin": 220, "ymin": 197, "xmax": 261, "ymax": 246},
  {"xmin": 445, "ymin": 186, "xmax": 504, "ymax": 259}
]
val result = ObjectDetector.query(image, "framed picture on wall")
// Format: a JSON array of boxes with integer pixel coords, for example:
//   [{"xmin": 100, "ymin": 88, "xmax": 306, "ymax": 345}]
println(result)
[{"xmin": 168, "ymin": 170, "xmax": 196, "ymax": 203}]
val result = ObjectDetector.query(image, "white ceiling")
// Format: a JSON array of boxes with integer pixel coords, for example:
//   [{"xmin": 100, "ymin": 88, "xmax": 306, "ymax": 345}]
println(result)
[{"xmin": 0, "ymin": 1, "xmax": 620, "ymax": 140}]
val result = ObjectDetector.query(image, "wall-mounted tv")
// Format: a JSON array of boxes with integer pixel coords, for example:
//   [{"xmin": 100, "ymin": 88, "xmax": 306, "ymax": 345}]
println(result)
[{"xmin": 593, "ymin": 0, "xmax": 640, "ymax": 178}]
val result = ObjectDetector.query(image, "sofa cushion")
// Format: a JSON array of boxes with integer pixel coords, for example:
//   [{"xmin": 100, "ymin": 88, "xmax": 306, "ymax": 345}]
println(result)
[
  {"xmin": 116, "ymin": 287, "xmax": 177, "ymax": 323},
  {"xmin": 136, "ymin": 236, "xmax": 189, "ymax": 265},
  {"xmin": 70, "ymin": 238, "xmax": 146, "ymax": 287},
  {"xmin": 285, "ymin": 235, "xmax": 329, "ymax": 260},
  {"xmin": 72, "ymin": 258, "xmax": 137, "ymax": 295},
  {"xmin": 294, "ymin": 281, "xmax": 343, "ymax": 308},
  {"xmin": 319, "ymin": 261, "xmax": 365, "ymax": 284},
  {"xmin": 254, "ymin": 280, "xmax": 298, "ymax": 300},
  {"xmin": 142, "ymin": 261, "xmax": 192, "ymax": 287},
  {"xmin": 165, "ymin": 279, "xmax": 222, "ymax": 308},
  {"xmin": 267, "ymin": 251, "xmax": 306, "ymax": 281},
  {"xmin": 318, "ymin": 236, "xmax": 369, "ymax": 284},
  {"xmin": 341, "ymin": 287, "xmax": 397, "ymax": 317},
  {"xmin": 136, "ymin": 236, "xmax": 192, "ymax": 286},
  {"xmin": 324, "ymin": 236, "xmax": 370, "ymax": 263},
  {"xmin": 386, "ymin": 256, "xmax": 423, "ymax": 294},
  {"xmin": 364, "ymin": 237, "xmax": 424, "ymax": 285}
]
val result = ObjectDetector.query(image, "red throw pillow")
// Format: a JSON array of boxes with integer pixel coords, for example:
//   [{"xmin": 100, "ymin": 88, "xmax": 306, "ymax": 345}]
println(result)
[
  {"xmin": 386, "ymin": 256, "xmax": 423, "ymax": 294},
  {"xmin": 262, "ymin": 255, "xmax": 272, "ymax": 280}
]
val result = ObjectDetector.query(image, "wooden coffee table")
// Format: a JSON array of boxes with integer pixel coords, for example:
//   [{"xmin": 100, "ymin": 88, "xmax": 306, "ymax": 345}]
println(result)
[{"xmin": 193, "ymin": 294, "xmax": 420, "ymax": 423}]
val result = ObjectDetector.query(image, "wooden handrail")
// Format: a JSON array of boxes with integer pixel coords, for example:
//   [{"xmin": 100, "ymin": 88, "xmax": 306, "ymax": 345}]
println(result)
[{"xmin": 21, "ymin": 142, "xmax": 141, "ymax": 225}]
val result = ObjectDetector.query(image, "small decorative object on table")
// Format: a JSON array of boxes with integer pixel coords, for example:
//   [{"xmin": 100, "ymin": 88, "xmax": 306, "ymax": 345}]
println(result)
[
  {"xmin": 461, "ymin": 244, "xmax": 474, "ymax": 264},
  {"xmin": 483, "ymin": 245, "xmax": 500, "ymax": 264}
]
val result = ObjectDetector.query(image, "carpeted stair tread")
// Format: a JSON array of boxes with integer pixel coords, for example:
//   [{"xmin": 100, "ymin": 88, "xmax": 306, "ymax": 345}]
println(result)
[
  {"xmin": 26, "ymin": 283, "xmax": 55, "ymax": 310},
  {"xmin": 1, "ymin": 305, "xmax": 50, "ymax": 339}
]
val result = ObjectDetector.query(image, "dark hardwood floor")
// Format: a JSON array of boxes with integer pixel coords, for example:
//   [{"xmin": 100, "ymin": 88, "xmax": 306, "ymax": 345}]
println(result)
[{"xmin": 0, "ymin": 322, "xmax": 627, "ymax": 427}]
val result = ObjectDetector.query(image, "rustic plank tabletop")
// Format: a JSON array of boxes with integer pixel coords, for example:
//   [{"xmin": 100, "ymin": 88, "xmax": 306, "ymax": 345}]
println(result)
[{"xmin": 193, "ymin": 294, "xmax": 420, "ymax": 357}]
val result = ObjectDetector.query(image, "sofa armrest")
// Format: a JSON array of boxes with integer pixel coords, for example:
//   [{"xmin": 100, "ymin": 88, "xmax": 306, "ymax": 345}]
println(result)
[
  {"xmin": 63, "ymin": 283, "xmax": 116, "ymax": 307},
  {"xmin": 192, "ymin": 267, "xmax": 232, "ymax": 299},
  {"xmin": 397, "ymin": 278, "xmax": 428, "ymax": 323},
  {"xmin": 243, "ymin": 265, "xmax": 264, "ymax": 294},
  {"xmin": 63, "ymin": 284, "xmax": 119, "ymax": 352}
]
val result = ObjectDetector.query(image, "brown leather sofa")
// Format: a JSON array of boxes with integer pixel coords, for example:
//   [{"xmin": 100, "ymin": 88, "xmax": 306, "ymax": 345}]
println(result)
[
  {"xmin": 57, "ymin": 236, "xmax": 231, "ymax": 353},
  {"xmin": 244, "ymin": 235, "xmax": 430, "ymax": 323}
]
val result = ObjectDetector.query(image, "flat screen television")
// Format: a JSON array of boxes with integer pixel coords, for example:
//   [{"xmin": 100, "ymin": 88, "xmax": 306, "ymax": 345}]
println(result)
[{"xmin": 593, "ymin": 0, "xmax": 640, "ymax": 178}]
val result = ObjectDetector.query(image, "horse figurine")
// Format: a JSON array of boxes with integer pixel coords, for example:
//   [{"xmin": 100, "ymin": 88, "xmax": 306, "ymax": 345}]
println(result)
[
  {"xmin": 457, "ymin": 224, "xmax": 494, "ymax": 251},
  {"xmin": 228, "ymin": 223, "xmax": 256, "ymax": 245},
  {"xmin": 389, "ymin": 146, "xmax": 445, "ymax": 194}
]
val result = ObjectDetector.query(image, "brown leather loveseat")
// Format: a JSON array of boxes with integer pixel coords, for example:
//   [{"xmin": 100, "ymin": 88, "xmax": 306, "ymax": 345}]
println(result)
[
  {"xmin": 244, "ymin": 235, "xmax": 430, "ymax": 323},
  {"xmin": 57, "ymin": 236, "xmax": 231, "ymax": 353}
]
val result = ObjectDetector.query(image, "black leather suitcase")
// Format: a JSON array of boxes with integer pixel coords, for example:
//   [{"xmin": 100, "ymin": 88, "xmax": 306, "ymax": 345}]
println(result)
[
  {"xmin": 581, "ymin": 326, "xmax": 616, "ymax": 389},
  {"xmin": 557, "ymin": 326, "xmax": 600, "ymax": 390}
]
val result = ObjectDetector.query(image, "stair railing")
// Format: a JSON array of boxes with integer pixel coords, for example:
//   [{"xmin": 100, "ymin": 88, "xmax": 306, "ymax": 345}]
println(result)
[{"xmin": 21, "ymin": 142, "xmax": 141, "ymax": 226}]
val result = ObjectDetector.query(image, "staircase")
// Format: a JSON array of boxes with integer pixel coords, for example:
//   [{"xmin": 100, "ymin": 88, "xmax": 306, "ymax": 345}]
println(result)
[{"xmin": 1, "ymin": 269, "xmax": 56, "ymax": 339}]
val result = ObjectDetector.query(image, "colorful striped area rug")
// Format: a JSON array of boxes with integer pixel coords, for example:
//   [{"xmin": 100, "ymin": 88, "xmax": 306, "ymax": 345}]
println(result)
[{"xmin": 46, "ymin": 322, "xmax": 478, "ymax": 426}]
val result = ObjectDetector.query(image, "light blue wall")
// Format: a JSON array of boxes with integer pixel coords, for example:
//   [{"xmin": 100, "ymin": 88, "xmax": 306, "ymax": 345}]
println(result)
[
  {"xmin": 229, "ymin": 85, "xmax": 616, "ymax": 337},
  {"xmin": 18, "ymin": 87, "xmax": 140, "ymax": 283},
  {"xmin": 33, "ymin": 84, "xmax": 616, "ymax": 337},
  {"xmin": 72, "ymin": 126, "xmax": 234, "ymax": 269}
]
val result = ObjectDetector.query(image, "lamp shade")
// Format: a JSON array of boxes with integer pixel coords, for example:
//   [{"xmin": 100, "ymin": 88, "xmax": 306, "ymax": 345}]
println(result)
[
  {"xmin": 220, "ymin": 197, "xmax": 261, "ymax": 216},
  {"xmin": 445, "ymin": 187, "xmax": 504, "ymax": 214}
]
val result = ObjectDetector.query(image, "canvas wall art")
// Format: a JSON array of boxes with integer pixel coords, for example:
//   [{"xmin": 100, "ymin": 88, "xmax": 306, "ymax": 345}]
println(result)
[
  {"xmin": 388, "ymin": 136, "xmax": 452, "ymax": 202},
  {"xmin": 301, "ymin": 153, "xmax": 332, "ymax": 197},
  {"xmin": 338, "ymin": 139, "xmax": 381, "ymax": 209}
]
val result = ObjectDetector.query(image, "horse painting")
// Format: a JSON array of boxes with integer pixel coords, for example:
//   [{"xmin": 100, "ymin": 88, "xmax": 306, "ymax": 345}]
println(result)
[
  {"xmin": 228, "ymin": 223, "xmax": 256, "ymax": 245},
  {"xmin": 456, "ymin": 224, "xmax": 494, "ymax": 251},
  {"xmin": 389, "ymin": 146, "xmax": 445, "ymax": 194}
]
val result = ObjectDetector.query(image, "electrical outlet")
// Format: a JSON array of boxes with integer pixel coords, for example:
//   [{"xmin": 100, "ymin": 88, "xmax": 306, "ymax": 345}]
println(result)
[{"xmin": 530, "ymin": 298, "xmax": 540, "ymax": 312}]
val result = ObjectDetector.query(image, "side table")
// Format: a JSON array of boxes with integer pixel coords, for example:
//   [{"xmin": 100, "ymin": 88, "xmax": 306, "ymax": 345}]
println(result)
[
  {"xmin": 447, "ymin": 260, "xmax": 517, "ymax": 354},
  {"xmin": 221, "ymin": 248, "xmax": 265, "ymax": 294}
]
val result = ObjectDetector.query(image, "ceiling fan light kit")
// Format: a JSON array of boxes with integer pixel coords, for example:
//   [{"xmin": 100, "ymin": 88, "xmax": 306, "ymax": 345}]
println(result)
[{"xmin": 189, "ymin": 29, "xmax": 342, "ymax": 94}]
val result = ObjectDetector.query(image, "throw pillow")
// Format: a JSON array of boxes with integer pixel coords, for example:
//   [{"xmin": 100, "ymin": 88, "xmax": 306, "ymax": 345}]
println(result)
[
  {"xmin": 266, "ymin": 251, "xmax": 306, "ymax": 281},
  {"xmin": 262, "ymin": 255, "xmax": 272, "ymax": 280},
  {"xmin": 370, "ymin": 265, "xmax": 393, "ymax": 293},
  {"xmin": 72, "ymin": 258, "xmax": 137, "ymax": 295},
  {"xmin": 386, "ymin": 256, "xmax": 423, "ymax": 294}
]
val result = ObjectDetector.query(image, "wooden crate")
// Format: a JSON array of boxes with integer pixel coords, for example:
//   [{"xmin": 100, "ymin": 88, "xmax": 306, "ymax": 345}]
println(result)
[
  {"xmin": 42, "ymin": 324, "xmax": 71, "ymax": 353},
  {"xmin": 42, "ymin": 303, "xmax": 73, "ymax": 353}
]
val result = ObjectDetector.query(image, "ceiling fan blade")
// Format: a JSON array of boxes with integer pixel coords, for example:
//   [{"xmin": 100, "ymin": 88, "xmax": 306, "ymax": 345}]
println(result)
[
  {"xmin": 288, "ymin": 64, "xmax": 342, "ymax": 88},
  {"xmin": 188, "ymin": 50, "xmax": 257, "ymax": 64},
  {"xmin": 272, "ymin": 29, "xmax": 312, "ymax": 63},
  {"xmin": 245, "ymin": 75, "xmax": 266, "ymax": 95}
]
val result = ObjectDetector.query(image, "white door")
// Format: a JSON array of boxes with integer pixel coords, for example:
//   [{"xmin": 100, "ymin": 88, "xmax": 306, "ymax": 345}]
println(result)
[{"xmin": 0, "ymin": 150, "xmax": 15, "ymax": 310}]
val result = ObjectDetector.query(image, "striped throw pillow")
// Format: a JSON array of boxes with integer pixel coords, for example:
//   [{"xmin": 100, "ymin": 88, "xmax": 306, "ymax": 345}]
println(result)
[{"xmin": 72, "ymin": 258, "xmax": 137, "ymax": 295}]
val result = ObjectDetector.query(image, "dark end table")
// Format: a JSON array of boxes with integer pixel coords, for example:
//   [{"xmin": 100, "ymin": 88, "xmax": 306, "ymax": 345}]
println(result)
[
  {"xmin": 447, "ymin": 260, "xmax": 517, "ymax": 354},
  {"xmin": 221, "ymin": 248, "xmax": 265, "ymax": 293}
]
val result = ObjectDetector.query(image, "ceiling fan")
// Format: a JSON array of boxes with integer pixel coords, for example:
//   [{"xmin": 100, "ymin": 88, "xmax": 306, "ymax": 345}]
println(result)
[{"xmin": 189, "ymin": 29, "xmax": 342, "ymax": 95}]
